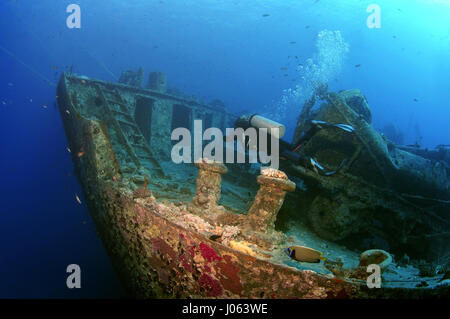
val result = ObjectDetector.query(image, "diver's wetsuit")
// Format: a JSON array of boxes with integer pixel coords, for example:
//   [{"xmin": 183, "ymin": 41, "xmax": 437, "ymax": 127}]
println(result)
[{"xmin": 231, "ymin": 115, "xmax": 354, "ymax": 176}]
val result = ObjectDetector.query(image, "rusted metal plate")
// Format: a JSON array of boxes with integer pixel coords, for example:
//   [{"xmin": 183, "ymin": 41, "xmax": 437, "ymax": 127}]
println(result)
[{"xmin": 93, "ymin": 183, "xmax": 356, "ymax": 299}]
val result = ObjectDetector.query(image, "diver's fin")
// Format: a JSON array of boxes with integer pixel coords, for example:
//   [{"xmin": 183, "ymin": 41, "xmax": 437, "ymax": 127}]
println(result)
[
  {"xmin": 310, "ymin": 158, "xmax": 348, "ymax": 176},
  {"xmin": 310, "ymin": 158, "xmax": 325, "ymax": 171},
  {"xmin": 310, "ymin": 120, "xmax": 328, "ymax": 126},
  {"xmin": 310, "ymin": 120, "xmax": 355, "ymax": 133},
  {"xmin": 323, "ymin": 158, "xmax": 348, "ymax": 176},
  {"xmin": 333, "ymin": 123, "xmax": 355, "ymax": 133}
]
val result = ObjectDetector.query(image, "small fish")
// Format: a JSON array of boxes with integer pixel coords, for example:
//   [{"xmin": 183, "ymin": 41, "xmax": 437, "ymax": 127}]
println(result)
[
  {"xmin": 285, "ymin": 246, "xmax": 326, "ymax": 263},
  {"xmin": 8, "ymin": 83, "xmax": 13, "ymax": 86},
  {"xmin": 77, "ymin": 147, "xmax": 85, "ymax": 158},
  {"xmin": 281, "ymin": 67, "xmax": 288, "ymax": 71},
  {"xmin": 50, "ymin": 65, "xmax": 57, "ymax": 70},
  {"xmin": 355, "ymin": 64, "xmax": 361, "ymax": 68},
  {"xmin": 289, "ymin": 41, "xmax": 296, "ymax": 44},
  {"xmin": 113, "ymin": 176, "xmax": 117, "ymax": 182},
  {"xmin": 75, "ymin": 194, "xmax": 82, "ymax": 204},
  {"xmin": 42, "ymin": 104, "xmax": 47, "ymax": 109},
  {"xmin": 262, "ymin": 14, "xmax": 270, "ymax": 17},
  {"xmin": 413, "ymin": 98, "xmax": 418, "ymax": 102},
  {"xmin": 29, "ymin": 98, "xmax": 33, "ymax": 102},
  {"xmin": 1, "ymin": 101, "xmax": 6, "ymax": 105},
  {"xmin": 67, "ymin": 147, "xmax": 71, "ymax": 153},
  {"xmin": 305, "ymin": 25, "xmax": 310, "ymax": 29},
  {"xmin": 82, "ymin": 221, "xmax": 87, "ymax": 225},
  {"xmin": 81, "ymin": 79, "xmax": 86, "ymax": 84},
  {"xmin": 66, "ymin": 109, "xmax": 70, "ymax": 115}
]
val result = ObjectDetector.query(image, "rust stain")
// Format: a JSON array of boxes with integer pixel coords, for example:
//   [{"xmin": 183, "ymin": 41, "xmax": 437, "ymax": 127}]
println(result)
[
  {"xmin": 199, "ymin": 242, "xmax": 222, "ymax": 263},
  {"xmin": 217, "ymin": 254, "xmax": 243, "ymax": 295},
  {"xmin": 152, "ymin": 237, "xmax": 177, "ymax": 265},
  {"xmin": 199, "ymin": 273, "xmax": 223, "ymax": 297}
]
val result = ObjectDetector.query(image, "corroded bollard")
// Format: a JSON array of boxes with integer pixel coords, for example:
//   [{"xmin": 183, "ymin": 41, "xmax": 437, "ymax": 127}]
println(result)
[
  {"xmin": 246, "ymin": 168, "xmax": 295, "ymax": 233},
  {"xmin": 193, "ymin": 159, "xmax": 228, "ymax": 209}
]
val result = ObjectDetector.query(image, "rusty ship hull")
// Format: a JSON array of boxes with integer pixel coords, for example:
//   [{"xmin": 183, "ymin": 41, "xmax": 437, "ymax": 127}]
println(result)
[{"xmin": 57, "ymin": 72, "xmax": 449, "ymax": 298}]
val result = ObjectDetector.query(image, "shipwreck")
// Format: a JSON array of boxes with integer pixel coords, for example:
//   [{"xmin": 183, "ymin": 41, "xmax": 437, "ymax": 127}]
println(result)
[{"xmin": 56, "ymin": 68, "xmax": 449, "ymax": 298}]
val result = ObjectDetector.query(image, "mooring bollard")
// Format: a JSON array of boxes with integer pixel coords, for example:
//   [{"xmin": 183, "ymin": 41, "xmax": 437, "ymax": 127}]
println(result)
[
  {"xmin": 193, "ymin": 159, "xmax": 228, "ymax": 209},
  {"xmin": 246, "ymin": 168, "xmax": 295, "ymax": 233}
]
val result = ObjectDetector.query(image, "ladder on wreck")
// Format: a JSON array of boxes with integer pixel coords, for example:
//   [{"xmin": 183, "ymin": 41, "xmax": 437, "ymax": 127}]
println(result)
[{"xmin": 94, "ymin": 84, "xmax": 163, "ymax": 176}]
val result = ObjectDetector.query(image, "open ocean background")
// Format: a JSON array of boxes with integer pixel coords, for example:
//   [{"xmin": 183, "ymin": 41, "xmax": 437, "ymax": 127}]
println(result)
[{"xmin": 0, "ymin": 0, "xmax": 449, "ymax": 298}]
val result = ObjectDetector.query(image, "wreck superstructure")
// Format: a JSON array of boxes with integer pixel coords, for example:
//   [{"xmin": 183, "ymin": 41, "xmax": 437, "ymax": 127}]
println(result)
[
  {"xmin": 57, "ymin": 69, "xmax": 449, "ymax": 298},
  {"xmin": 284, "ymin": 88, "xmax": 450, "ymax": 262}
]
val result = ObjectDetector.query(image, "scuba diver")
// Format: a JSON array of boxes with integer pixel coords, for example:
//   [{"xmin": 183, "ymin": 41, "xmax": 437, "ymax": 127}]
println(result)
[{"xmin": 230, "ymin": 113, "xmax": 355, "ymax": 176}]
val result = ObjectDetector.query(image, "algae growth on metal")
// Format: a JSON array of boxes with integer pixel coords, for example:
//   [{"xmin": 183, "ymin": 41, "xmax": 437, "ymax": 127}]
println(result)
[{"xmin": 56, "ymin": 69, "xmax": 449, "ymax": 299}]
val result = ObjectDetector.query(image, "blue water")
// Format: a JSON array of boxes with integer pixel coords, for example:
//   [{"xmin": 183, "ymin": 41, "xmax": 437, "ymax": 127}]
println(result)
[{"xmin": 0, "ymin": 0, "xmax": 449, "ymax": 298}]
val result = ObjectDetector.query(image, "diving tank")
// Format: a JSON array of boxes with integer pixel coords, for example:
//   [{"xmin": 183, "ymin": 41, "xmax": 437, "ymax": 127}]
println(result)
[{"xmin": 249, "ymin": 115, "xmax": 286, "ymax": 139}]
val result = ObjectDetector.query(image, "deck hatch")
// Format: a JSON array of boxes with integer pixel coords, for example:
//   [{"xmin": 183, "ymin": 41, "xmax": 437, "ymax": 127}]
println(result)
[
  {"xmin": 135, "ymin": 96, "xmax": 155, "ymax": 144},
  {"xmin": 172, "ymin": 104, "xmax": 192, "ymax": 133}
]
